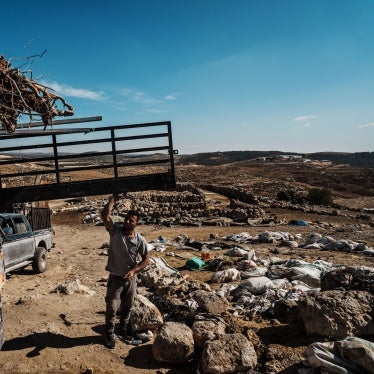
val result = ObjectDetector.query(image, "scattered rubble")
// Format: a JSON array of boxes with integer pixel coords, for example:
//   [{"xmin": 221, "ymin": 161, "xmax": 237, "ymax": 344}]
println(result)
[
  {"xmin": 104, "ymin": 226, "xmax": 374, "ymax": 372},
  {"xmin": 51, "ymin": 197, "xmax": 374, "ymax": 372}
]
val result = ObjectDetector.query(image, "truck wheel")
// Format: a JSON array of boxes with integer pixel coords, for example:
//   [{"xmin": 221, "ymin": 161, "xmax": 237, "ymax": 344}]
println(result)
[{"xmin": 32, "ymin": 247, "xmax": 48, "ymax": 273}]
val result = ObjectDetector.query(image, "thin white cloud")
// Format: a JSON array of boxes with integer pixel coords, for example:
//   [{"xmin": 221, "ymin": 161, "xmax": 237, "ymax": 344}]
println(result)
[
  {"xmin": 121, "ymin": 88, "xmax": 162, "ymax": 105},
  {"xmin": 121, "ymin": 88, "xmax": 181, "ymax": 104},
  {"xmin": 293, "ymin": 115, "xmax": 317, "ymax": 121},
  {"xmin": 164, "ymin": 93, "xmax": 181, "ymax": 100},
  {"xmin": 303, "ymin": 123, "xmax": 311, "ymax": 127},
  {"xmin": 358, "ymin": 122, "xmax": 374, "ymax": 128},
  {"xmin": 42, "ymin": 80, "xmax": 104, "ymax": 101}
]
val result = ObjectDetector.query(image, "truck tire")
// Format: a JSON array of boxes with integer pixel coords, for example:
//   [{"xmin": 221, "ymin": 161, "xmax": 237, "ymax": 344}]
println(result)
[{"xmin": 32, "ymin": 247, "xmax": 48, "ymax": 273}]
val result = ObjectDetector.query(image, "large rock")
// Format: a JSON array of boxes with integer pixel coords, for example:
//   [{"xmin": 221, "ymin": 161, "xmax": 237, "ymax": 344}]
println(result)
[
  {"xmin": 152, "ymin": 322, "xmax": 194, "ymax": 364},
  {"xmin": 130, "ymin": 294, "xmax": 163, "ymax": 332},
  {"xmin": 192, "ymin": 319, "xmax": 226, "ymax": 349},
  {"xmin": 154, "ymin": 277, "xmax": 187, "ymax": 297},
  {"xmin": 201, "ymin": 333, "xmax": 257, "ymax": 373},
  {"xmin": 273, "ymin": 299, "xmax": 298, "ymax": 323},
  {"xmin": 191, "ymin": 290, "xmax": 230, "ymax": 314},
  {"xmin": 138, "ymin": 267, "xmax": 174, "ymax": 289},
  {"xmin": 298, "ymin": 290, "xmax": 374, "ymax": 338},
  {"xmin": 321, "ymin": 266, "xmax": 374, "ymax": 293}
]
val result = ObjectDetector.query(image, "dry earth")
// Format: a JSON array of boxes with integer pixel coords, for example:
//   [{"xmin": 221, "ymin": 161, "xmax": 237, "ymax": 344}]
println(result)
[{"xmin": 0, "ymin": 160, "xmax": 374, "ymax": 373}]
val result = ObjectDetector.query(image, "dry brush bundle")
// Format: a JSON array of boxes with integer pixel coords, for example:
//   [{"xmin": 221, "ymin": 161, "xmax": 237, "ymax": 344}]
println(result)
[{"xmin": 0, "ymin": 54, "xmax": 74, "ymax": 133}]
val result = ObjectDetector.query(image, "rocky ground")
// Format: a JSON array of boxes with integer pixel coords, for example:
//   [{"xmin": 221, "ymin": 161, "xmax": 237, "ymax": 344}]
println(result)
[{"xmin": 0, "ymin": 160, "xmax": 373, "ymax": 373}]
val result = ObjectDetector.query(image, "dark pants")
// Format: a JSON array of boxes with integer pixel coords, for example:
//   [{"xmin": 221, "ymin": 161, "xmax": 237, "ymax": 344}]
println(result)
[
  {"xmin": 105, "ymin": 274, "xmax": 136, "ymax": 335},
  {"xmin": 0, "ymin": 296, "xmax": 4, "ymax": 349}
]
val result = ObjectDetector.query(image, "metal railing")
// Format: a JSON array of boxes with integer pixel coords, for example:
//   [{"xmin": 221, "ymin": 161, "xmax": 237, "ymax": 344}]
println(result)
[{"xmin": 0, "ymin": 119, "xmax": 177, "ymax": 206}]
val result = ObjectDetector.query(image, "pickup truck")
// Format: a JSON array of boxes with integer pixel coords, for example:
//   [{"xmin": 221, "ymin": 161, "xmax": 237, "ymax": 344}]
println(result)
[{"xmin": 0, "ymin": 213, "xmax": 53, "ymax": 274}]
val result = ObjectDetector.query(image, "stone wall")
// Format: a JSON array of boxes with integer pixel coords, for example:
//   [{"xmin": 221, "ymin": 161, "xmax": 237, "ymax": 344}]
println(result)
[
  {"xmin": 198, "ymin": 184, "xmax": 259, "ymax": 205},
  {"xmin": 128, "ymin": 186, "xmax": 206, "ymax": 219},
  {"xmin": 127, "ymin": 183, "xmax": 266, "ymax": 222}
]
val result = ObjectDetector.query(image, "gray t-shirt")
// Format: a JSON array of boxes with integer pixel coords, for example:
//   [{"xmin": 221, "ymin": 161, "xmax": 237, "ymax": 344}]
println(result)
[{"xmin": 105, "ymin": 223, "xmax": 148, "ymax": 277}]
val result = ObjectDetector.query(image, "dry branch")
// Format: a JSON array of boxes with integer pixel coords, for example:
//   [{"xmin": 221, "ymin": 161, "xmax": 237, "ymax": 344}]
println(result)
[{"xmin": 0, "ymin": 54, "xmax": 74, "ymax": 133}]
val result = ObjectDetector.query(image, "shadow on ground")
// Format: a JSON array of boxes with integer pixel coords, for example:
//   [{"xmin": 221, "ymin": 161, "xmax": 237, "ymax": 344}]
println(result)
[
  {"xmin": 124, "ymin": 343, "xmax": 197, "ymax": 373},
  {"xmin": 2, "ymin": 328, "xmax": 104, "ymax": 357},
  {"xmin": 257, "ymin": 323, "xmax": 314, "ymax": 347}
]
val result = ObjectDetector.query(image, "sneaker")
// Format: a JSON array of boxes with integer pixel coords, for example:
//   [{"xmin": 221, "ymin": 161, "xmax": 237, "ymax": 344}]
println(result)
[
  {"xmin": 117, "ymin": 326, "xmax": 134, "ymax": 341},
  {"xmin": 105, "ymin": 333, "xmax": 116, "ymax": 349}
]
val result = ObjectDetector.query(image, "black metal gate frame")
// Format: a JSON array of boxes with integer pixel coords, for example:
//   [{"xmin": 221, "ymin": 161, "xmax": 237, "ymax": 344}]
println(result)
[{"xmin": 0, "ymin": 119, "xmax": 177, "ymax": 205}]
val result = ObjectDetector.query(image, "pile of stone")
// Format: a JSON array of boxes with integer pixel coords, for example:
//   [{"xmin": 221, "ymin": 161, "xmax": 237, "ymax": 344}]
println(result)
[
  {"xmin": 132, "ymin": 260, "xmax": 260, "ymax": 372},
  {"xmin": 198, "ymin": 183, "xmax": 260, "ymax": 205},
  {"xmin": 125, "ymin": 242, "xmax": 374, "ymax": 372}
]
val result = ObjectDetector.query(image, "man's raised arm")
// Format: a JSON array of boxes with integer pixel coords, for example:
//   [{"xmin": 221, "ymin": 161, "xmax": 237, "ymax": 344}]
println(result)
[{"xmin": 101, "ymin": 195, "xmax": 118, "ymax": 230}]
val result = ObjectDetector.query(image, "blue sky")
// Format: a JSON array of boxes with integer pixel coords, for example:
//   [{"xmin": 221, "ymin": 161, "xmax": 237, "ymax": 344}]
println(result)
[{"xmin": 2, "ymin": 0, "xmax": 373, "ymax": 153}]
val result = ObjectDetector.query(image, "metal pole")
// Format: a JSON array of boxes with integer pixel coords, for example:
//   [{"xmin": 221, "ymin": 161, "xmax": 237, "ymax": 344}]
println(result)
[
  {"xmin": 52, "ymin": 134, "xmax": 60, "ymax": 184},
  {"xmin": 167, "ymin": 122, "xmax": 175, "ymax": 177},
  {"xmin": 111, "ymin": 129, "xmax": 118, "ymax": 178}
]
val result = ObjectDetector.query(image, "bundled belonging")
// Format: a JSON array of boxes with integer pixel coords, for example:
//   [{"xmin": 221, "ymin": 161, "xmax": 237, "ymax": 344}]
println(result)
[{"xmin": 0, "ymin": 54, "xmax": 74, "ymax": 132}]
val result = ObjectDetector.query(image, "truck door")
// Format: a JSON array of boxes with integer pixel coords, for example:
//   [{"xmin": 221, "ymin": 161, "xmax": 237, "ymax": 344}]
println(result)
[
  {"xmin": 12, "ymin": 216, "xmax": 34, "ymax": 259},
  {"xmin": 0, "ymin": 218, "xmax": 20, "ymax": 269}
]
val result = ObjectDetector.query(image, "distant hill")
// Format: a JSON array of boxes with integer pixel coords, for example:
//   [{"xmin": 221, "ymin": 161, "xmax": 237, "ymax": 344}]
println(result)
[
  {"xmin": 178, "ymin": 151, "xmax": 374, "ymax": 168},
  {"xmin": 2, "ymin": 150, "xmax": 373, "ymax": 168},
  {"xmin": 177, "ymin": 151, "xmax": 292, "ymax": 165}
]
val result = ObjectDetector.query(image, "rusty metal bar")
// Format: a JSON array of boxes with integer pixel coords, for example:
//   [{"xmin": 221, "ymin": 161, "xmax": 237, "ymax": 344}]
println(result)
[
  {"xmin": 0, "ymin": 128, "xmax": 97, "ymax": 138},
  {"xmin": 17, "ymin": 116, "xmax": 102, "ymax": 128},
  {"xmin": 0, "ymin": 121, "xmax": 170, "ymax": 139}
]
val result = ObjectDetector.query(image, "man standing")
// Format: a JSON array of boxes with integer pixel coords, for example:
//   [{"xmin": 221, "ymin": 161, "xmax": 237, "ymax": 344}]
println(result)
[{"xmin": 101, "ymin": 194, "xmax": 149, "ymax": 349}]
